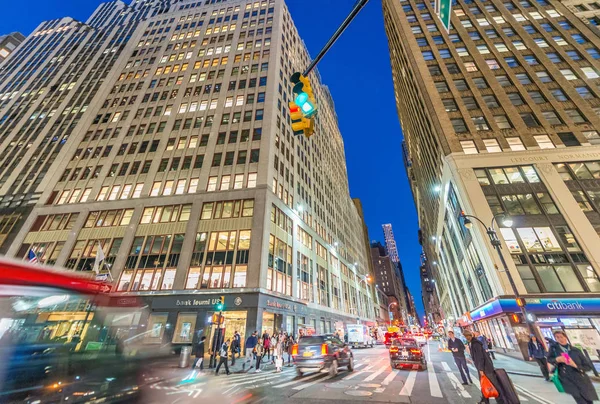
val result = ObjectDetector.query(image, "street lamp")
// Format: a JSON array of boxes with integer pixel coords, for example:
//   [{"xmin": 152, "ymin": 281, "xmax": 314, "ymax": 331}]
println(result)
[{"xmin": 460, "ymin": 211, "xmax": 535, "ymax": 335}]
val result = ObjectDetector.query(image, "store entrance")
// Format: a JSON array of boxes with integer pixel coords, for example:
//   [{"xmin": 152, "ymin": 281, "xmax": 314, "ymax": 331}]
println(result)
[
  {"xmin": 207, "ymin": 311, "xmax": 247, "ymax": 353},
  {"xmin": 262, "ymin": 312, "xmax": 283, "ymax": 335}
]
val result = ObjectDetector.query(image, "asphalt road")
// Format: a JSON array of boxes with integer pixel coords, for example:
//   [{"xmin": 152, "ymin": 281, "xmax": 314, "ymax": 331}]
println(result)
[{"xmin": 141, "ymin": 342, "xmax": 579, "ymax": 403}]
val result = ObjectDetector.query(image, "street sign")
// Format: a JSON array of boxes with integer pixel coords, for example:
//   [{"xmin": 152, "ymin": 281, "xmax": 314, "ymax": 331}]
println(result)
[
  {"xmin": 436, "ymin": 0, "xmax": 452, "ymax": 33},
  {"xmin": 95, "ymin": 273, "xmax": 109, "ymax": 281}
]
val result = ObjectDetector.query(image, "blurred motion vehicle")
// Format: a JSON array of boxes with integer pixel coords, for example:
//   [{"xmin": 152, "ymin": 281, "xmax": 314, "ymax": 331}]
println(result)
[
  {"xmin": 0, "ymin": 258, "xmax": 169, "ymax": 403},
  {"xmin": 389, "ymin": 338, "xmax": 427, "ymax": 370},
  {"xmin": 292, "ymin": 334, "xmax": 354, "ymax": 377},
  {"xmin": 413, "ymin": 332, "xmax": 427, "ymax": 346},
  {"xmin": 346, "ymin": 324, "xmax": 374, "ymax": 348},
  {"xmin": 384, "ymin": 331, "xmax": 400, "ymax": 348}
]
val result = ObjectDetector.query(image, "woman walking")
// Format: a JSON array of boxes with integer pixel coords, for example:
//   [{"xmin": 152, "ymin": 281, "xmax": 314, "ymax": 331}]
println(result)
[
  {"xmin": 274, "ymin": 336, "xmax": 284, "ymax": 372},
  {"xmin": 548, "ymin": 330, "xmax": 598, "ymax": 404},
  {"xmin": 263, "ymin": 332, "xmax": 271, "ymax": 361},
  {"xmin": 254, "ymin": 338, "xmax": 265, "ymax": 373},
  {"xmin": 528, "ymin": 335, "xmax": 549, "ymax": 381},
  {"xmin": 286, "ymin": 335, "xmax": 295, "ymax": 367},
  {"xmin": 270, "ymin": 335, "xmax": 277, "ymax": 364}
]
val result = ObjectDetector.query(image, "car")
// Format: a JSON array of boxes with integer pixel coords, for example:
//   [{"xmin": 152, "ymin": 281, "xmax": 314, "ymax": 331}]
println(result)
[
  {"xmin": 292, "ymin": 334, "xmax": 354, "ymax": 377},
  {"xmin": 389, "ymin": 338, "xmax": 427, "ymax": 370},
  {"xmin": 384, "ymin": 332, "xmax": 399, "ymax": 348},
  {"xmin": 413, "ymin": 332, "xmax": 427, "ymax": 346}
]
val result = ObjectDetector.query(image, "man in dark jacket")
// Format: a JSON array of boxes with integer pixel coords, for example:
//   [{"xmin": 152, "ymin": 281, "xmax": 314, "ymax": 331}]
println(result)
[
  {"xmin": 243, "ymin": 331, "xmax": 258, "ymax": 370},
  {"xmin": 215, "ymin": 338, "xmax": 231, "ymax": 375},
  {"xmin": 231, "ymin": 331, "xmax": 241, "ymax": 365},
  {"xmin": 192, "ymin": 336, "xmax": 206, "ymax": 370},
  {"xmin": 528, "ymin": 335, "xmax": 549, "ymax": 381},
  {"xmin": 447, "ymin": 331, "xmax": 472, "ymax": 385},
  {"xmin": 465, "ymin": 330, "xmax": 505, "ymax": 404}
]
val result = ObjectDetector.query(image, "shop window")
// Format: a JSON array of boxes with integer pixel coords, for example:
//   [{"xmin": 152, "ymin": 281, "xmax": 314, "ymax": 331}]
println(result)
[
  {"xmin": 577, "ymin": 265, "xmax": 600, "ymax": 292},
  {"xmin": 146, "ymin": 313, "xmax": 168, "ymax": 343},
  {"xmin": 172, "ymin": 313, "xmax": 196, "ymax": 343}
]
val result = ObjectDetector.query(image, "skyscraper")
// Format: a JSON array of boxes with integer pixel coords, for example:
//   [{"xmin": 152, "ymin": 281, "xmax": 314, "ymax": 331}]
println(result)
[
  {"xmin": 3, "ymin": 0, "xmax": 375, "ymax": 345},
  {"xmin": 370, "ymin": 241, "xmax": 407, "ymax": 324},
  {"xmin": 382, "ymin": 223, "xmax": 400, "ymax": 264},
  {"xmin": 384, "ymin": 0, "xmax": 600, "ymax": 357},
  {"xmin": 0, "ymin": 32, "xmax": 25, "ymax": 63}
]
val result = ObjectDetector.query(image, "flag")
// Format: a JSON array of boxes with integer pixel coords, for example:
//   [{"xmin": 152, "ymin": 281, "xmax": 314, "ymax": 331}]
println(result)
[
  {"xmin": 92, "ymin": 242, "xmax": 106, "ymax": 274},
  {"xmin": 28, "ymin": 249, "xmax": 38, "ymax": 264}
]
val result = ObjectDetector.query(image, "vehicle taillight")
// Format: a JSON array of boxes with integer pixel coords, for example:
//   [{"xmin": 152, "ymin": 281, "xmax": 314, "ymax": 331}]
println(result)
[
  {"xmin": 321, "ymin": 343, "xmax": 329, "ymax": 355},
  {"xmin": 410, "ymin": 349, "xmax": 422, "ymax": 355},
  {"xmin": 292, "ymin": 344, "xmax": 298, "ymax": 356},
  {"xmin": 389, "ymin": 346, "xmax": 399, "ymax": 353}
]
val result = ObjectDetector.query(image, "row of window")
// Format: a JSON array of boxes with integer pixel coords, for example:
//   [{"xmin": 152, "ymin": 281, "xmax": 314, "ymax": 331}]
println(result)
[{"xmin": 200, "ymin": 199, "xmax": 254, "ymax": 220}]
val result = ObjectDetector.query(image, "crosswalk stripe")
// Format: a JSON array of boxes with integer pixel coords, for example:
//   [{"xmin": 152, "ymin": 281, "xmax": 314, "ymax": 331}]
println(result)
[
  {"xmin": 382, "ymin": 369, "xmax": 399, "ymax": 386},
  {"xmin": 293, "ymin": 374, "xmax": 333, "ymax": 390},
  {"xmin": 427, "ymin": 358, "xmax": 443, "ymax": 397},
  {"xmin": 399, "ymin": 370, "xmax": 417, "ymax": 395},
  {"xmin": 440, "ymin": 361, "xmax": 470, "ymax": 398},
  {"xmin": 364, "ymin": 365, "xmax": 388, "ymax": 381},
  {"xmin": 274, "ymin": 371, "xmax": 323, "ymax": 388},
  {"xmin": 342, "ymin": 363, "xmax": 370, "ymax": 380}
]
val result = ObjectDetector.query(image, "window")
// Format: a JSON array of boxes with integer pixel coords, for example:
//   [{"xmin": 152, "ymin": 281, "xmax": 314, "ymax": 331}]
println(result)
[
  {"xmin": 472, "ymin": 77, "xmax": 488, "ymax": 89},
  {"xmin": 504, "ymin": 57, "xmax": 519, "ymax": 68},
  {"xmin": 472, "ymin": 116, "xmax": 490, "ymax": 130},
  {"xmin": 435, "ymin": 81, "xmax": 449, "ymax": 92},
  {"xmin": 496, "ymin": 75, "xmax": 512, "ymax": 87},
  {"xmin": 483, "ymin": 95, "xmax": 499, "ymax": 108},
  {"xmin": 465, "ymin": 62, "xmax": 478, "ymax": 72},
  {"xmin": 546, "ymin": 52, "xmax": 562, "ymax": 63},
  {"xmin": 452, "ymin": 118, "xmax": 468, "ymax": 133},
  {"xmin": 422, "ymin": 51, "xmax": 435, "ymax": 61},
  {"xmin": 454, "ymin": 79, "xmax": 468, "ymax": 91},
  {"xmin": 462, "ymin": 96, "xmax": 478, "ymax": 110},
  {"xmin": 515, "ymin": 73, "xmax": 531, "ymax": 85},
  {"xmin": 494, "ymin": 115, "xmax": 512, "ymax": 129},
  {"xmin": 536, "ymin": 71, "xmax": 552, "ymax": 83},
  {"xmin": 443, "ymin": 98, "xmax": 458, "ymax": 112},
  {"xmin": 551, "ymin": 89, "xmax": 568, "ymax": 101},
  {"xmin": 534, "ymin": 135, "xmax": 555, "ymax": 148},
  {"xmin": 460, "ymin": 140, "xmax": 478, "ymax": 154},
  {"xmin": 507, "ymin": 137, "xmax": 526, "ymax": 151},
  {"xmin": 528, "ymin": 91, "xmax": 546, "ymax": 104},
  {"xmin": 541, "ymin": 111, "xmax": 562, "ymax": 125},
  {"xmin": 582, "ymin": 67, "xmax": 599, "ymax": 79},
  {"xmin": 524, "ymin": 55, "xmax": 539, "ymax": 65},
  {"xmin": 456, "ymin": 47, "xmax": 469, "ymax": 57},
  {"xmin": 576, "ymin": 86, "xmax": 594, "ymax": 99},
  {"xmin": 483, "ymin": 139, "xmax": 502, "ymax": 152},
  {"xmin": 565, "ymin": 109, "xmax": 586, "ymax": 123},
  {"xmin": 558, "ymin": 133, "xmax": 581, "ymax": 147},
  {"xmin": 521, "ymin": 113, "xmax": 540, "ymax": 127},
  {"xmin": 583, "ymin": 130, "xmax": 600, "ymax": 145},
  {"xmin": 560, "ymin": 69, "xmax": 577, "ymax": 81},
  {"xmin": 508, "ymin": 93, "xmax": 524, "ymax": 106}
]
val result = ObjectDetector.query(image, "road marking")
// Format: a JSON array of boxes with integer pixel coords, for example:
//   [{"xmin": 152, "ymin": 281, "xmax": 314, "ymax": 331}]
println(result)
[
  {"xmin": 441, "ymin": 361, "xmax": 452, "ymax": 372},
  {"xmin": 426, "ymin": 345, "xmax": 443, "ymax": 398},
  {"xmin": 514, "ymin": 384, "xmax": 550, "ymax": 404},
  {"xmin": 293, "ymin": 374, "xmax": 333, "ymax": 390},
  {"xmin": 399, "ymin": 370, "xmax": 417, "ymax": 395},
  {"xmin": 364, "ymin": 365, "xmax": 388, "ymax": 381},
  {"xmin": 469, "ymin": 368, "xmax": 530, "ymax": 402},
  {"xmin": 274, "ymin": 371, "xmax": 323, "ymax": 388},
  {"xmin": 342, "ymin": 363, "xmax": 371, "ymax": 380},
  {"xmin": 374, "ymin": 387, "xmax": 385, "ymax": 393},
  {"xmin": 382, "ymin": 370, "xmax": 399, "ymax": 386}
]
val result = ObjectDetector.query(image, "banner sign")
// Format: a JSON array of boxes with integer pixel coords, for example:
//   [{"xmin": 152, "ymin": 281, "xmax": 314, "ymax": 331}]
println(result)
[{"xmin": 470, "ymin": 297, "xmax": 600, "ymax": 321}]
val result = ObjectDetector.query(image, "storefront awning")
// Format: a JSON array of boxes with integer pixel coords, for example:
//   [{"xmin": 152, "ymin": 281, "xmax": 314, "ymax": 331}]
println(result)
[{"xmin": 470, "ymin": 296, "xmax": 600, "ymax": 322}]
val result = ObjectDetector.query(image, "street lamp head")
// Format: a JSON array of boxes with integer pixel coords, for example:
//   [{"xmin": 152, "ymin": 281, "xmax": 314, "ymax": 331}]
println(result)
[
  {"xmin": 334, "ymin": 241, "xmax": 338, "ymax": 247},
  {"xmin": 501, "ymin": 215, "xmax": 514, "ymax": 227},
  {"xmin": 297, "ymin": 205, "xmax": 303, "ymax": 212},
  {"xmin": 463, "ymin": 217, "xmax": 473, "ymax": 229}
]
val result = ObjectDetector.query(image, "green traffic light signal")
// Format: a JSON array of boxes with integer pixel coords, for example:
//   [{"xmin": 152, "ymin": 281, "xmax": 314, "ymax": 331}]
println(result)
[{"xmin": 217, "ymin": 303, "xmax": 223, "ymax": 310}]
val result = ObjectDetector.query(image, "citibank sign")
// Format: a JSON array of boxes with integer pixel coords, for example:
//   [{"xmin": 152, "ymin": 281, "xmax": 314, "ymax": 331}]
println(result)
[{"xmin": 546, "ymin": 300, "xmax": 584, "ymax": 310}]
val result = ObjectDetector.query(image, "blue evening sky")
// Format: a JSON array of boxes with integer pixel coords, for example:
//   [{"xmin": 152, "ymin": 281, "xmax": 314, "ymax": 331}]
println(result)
[{"xmin": 0, "ymin": 0, "xmax": 424, "ymax": 319}]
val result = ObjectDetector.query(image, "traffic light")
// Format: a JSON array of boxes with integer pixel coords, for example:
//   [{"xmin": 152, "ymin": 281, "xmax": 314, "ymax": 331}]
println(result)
[
  {"xmin": 289, "ymin": 102, "xmax": 314, "ymax": 137},
  {"xmin": 216, "ymin": 295, "xmax": 224, "ymax": 311},
  {"xmin": 511, "ymin": 313, "xmax": 523, "ymax": 324},
  {"xmin": 516, "ymin": 297, "xmax": 526, "ymax": 307},
  {"xmin": 290, "ymin": 72, "xmax": 317, "ymax": 118}
]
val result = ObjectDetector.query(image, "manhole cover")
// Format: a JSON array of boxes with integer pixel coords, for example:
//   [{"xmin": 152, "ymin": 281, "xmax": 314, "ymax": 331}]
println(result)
[
  {"xmin": 345, "ymin": 390, "xmax": 373, "ymax": 397},
  {"xmin": 325, "ymin": 383, "xmax": 347, "ymax": 389},
  {"xmin": 358, "ymin": 383, "xmax": 381, "ymax": 388}
]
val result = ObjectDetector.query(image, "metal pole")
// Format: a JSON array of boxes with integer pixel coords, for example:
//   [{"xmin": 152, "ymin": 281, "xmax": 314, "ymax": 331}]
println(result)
[
  {"xmin": 488, "ymin": 229, "xmax": 536, "ymax": 336},
  {"xmin": 302, "ymin": 0, "xmax": 369, "ymax": 77}
]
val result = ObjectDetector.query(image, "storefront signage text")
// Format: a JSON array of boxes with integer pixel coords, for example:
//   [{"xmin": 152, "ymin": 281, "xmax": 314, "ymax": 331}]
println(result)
[
  {"xmin": 470, "ymin": 297, "xmax": 600, "ymax": 321},
  {"xmin": 176, "ymin": 298, "xmax": 221, "ymax": 307},
  {"xmin": 266, "ymin": 299, "xmax": 293, "ymax": 311}
]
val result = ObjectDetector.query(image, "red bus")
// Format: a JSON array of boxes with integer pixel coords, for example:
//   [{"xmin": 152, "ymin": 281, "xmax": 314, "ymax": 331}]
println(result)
[{"xmin": 0, "ymin": 257, "xmax": 162, "ymax": 403}]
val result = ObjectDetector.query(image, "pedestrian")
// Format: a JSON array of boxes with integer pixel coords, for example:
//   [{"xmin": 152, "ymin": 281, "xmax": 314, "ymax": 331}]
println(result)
[
  {"xmin": 243, "ymin": 331, "xmax": 258, "ymax": 371},
  {"xmin": 231, "ymin": 331, "xmax": 241, "ymax": 366},
  {"xmin": 528, "ymin": 335, "xmax": 549, "ymax": 381},
  {"xmin": 192, "ymin": 336, "xmax": 206, "ymax": 370},
  {"xmin": 215, "ymin": 338, "xmax": 231, "ymax": 375},
  {"xmin": 447, "ymin": 331, "xmax": 473, "ymax": 385},
  {"xmin": 547, "ymin": 330, "xmax": 598, "ymax": 404},
  {"xmin": 464, "ymin": 330, "xmax": 505, "ymax": 404},
  {"xmin": 286, "ymin": 335, "xmax": 295, "ymax": 366},
  {"xmin": 275, "ymin": 336, "xmax": 284, "ymax": 372},
  {"xmin": 255, "ymin": 338, "xmax": 265, "ymax": 372},
  {"xmin": 475, "ymin": 331, "xmax": 492, "ymax": 359},
  {"xmin": 487, "ymin": 336, "xmax": 496, "ymax": 360},
  {"xmin": 263, "ymin": 331, "xmax": 271, "ymax": 361},
  {"xmin": 270, "ymin": 335, "xmax": 277, "ymax": 364}
]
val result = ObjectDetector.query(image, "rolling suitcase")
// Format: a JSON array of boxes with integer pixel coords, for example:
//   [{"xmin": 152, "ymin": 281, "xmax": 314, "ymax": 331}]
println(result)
[{"xmin": 494, "ymin": 368, "xmax": 521, "ymax": 404}]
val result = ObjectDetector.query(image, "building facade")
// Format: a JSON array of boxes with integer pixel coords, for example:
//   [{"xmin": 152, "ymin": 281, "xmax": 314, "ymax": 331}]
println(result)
[
  {"xmin": 370, "ymin": 241, "xmax": 407, "ymax": 324},
  {"xmin": 0, "ymin": 32, "xmax": 25, "ymax": 63},
  {"xmin": 2, "ymin": 0, "xmax": 375, "ymax": 348},
  {"xmin": 384, "ymin": 0, "xmax": 600, "ymax": 357}
]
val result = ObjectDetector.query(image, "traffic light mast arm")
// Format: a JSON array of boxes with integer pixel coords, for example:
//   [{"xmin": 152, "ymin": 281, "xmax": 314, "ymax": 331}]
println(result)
[{"xmin": 301, "ymin": 0, "xmax": 370, "ymax": 77}]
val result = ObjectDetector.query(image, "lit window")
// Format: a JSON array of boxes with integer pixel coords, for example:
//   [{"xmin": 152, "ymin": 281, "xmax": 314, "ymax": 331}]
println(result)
[
  {"xmin": 234, "ymin": 174, "xmax": 244, "ymax": 189},
  {"xmin": 534, "ymin": 135, "xmax": 555, "ymax": 149},
  {"xmin": 583, "ymin": 131, "xmax": 600, "ymax": 145},
  {"xmin": 507, "ymin": 137, "xmax": 526, "ymax": 151},
  {"xmin": 582, "ymin": 67, "xmax": 599, "ymax": 79},
  {"xmin": 247, "ymin": 173, "xmax": 257, "ymax": 188},
  {"xmin": 483, "ymin": 139, "xmax": 502, "ymax": 152},
  {"xmin": 207, "ymin": 176, "xmax": 218, "ymax": 192},
  {"xmin": 220, "ymin": 175, "xmax": 231, "ymax": 190},
  {"xmin": 494, "ymin": 115, "xmax": 511, "ymax": 129},
  {"xmin": 465, "ymin": 62, "xmax": 478, "ymax": 72},
  {"xmin": 495, "ymin": 43, "xmax": 509, "ymax": 52},
  {"xmin": 560, "ymin": 69, "xmax": 577, "ymax": 80},
  {"xmin": 460, "ymin": 140, "xmax": 478, "ymax": 154}
]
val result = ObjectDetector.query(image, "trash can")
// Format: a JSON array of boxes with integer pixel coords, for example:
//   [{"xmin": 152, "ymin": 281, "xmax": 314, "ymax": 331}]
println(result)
[{"xmin": 179, "ymin": 345, "xmax": 191, "ymax": 368}]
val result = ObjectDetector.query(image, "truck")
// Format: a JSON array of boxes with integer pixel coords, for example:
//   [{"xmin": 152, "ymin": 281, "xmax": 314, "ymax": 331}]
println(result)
[{"xmin": 346, "ymin": 324, "xmax": 374, "ymax": 348}]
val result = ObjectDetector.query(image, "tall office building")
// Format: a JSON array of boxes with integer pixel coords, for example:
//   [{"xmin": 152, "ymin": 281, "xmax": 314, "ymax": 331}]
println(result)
[
  {"xmin": 382, "ymin": 223, "xmax": 400, "ymax": 264},
  {"xmin": 384, "ymin": 0, "xmax": 600, "ymax": 357},
  {"xmin": 3, "ymin": 0, "xmax": 375, "ymax": 346},
  {"xmin": 370, "ymin": 241, "xmax": 407, "ymax": 324},
  {"xmin": 0, "ymin": 32, "xmax": 25, "ymax": 63}
]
